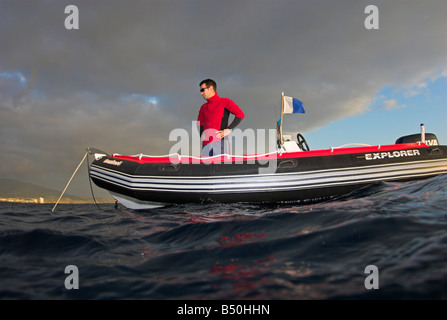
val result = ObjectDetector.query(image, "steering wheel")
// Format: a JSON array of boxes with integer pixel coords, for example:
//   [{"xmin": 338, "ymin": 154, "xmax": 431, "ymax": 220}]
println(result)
[{"xmin": 297, "ymin": 133, "xmax": 310, "ymax": 151}]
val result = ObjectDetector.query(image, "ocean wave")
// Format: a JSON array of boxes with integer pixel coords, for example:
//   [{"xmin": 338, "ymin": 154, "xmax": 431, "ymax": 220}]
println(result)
[{"xmin": 0, "ymin": 174, "xmax": 446, "ymax": 299}]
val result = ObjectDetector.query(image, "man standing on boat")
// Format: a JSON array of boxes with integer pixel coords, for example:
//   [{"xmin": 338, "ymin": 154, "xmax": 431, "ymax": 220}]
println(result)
[{"xmin": 198, "ymin": 79, "xmax": 245, "ymax": 156}]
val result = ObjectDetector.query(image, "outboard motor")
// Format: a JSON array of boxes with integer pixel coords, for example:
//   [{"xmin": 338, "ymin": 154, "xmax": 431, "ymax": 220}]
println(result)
[{"xmin": 395, "ymin": 124, "xmax": 439, "ymax": 146}]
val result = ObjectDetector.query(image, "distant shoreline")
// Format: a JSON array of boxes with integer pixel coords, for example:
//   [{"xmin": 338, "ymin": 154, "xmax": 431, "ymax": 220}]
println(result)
[
  {"xmin": 0, "ymin": 178, "xmax": 114, "ymax": 204},
  {"xmin": 0, "ymin": 197, "xmax": 115, "ymax": 204}
]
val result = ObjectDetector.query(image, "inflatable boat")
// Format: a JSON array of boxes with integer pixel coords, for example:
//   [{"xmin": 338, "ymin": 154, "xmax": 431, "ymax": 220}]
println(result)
[{"xmin": 88, "ymin": 124, "xmax": 447, "ymax": 209}]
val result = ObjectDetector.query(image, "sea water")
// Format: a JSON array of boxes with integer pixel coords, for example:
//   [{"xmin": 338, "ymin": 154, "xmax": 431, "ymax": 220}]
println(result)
[{"xmin": 1, "ymin": 174, "xmax": 446, "ymax": 300}]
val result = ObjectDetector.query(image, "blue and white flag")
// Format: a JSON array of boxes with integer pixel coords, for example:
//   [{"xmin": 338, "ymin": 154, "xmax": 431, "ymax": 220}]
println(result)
[{"xmin": 283, "ymin": 96, "xmax": 305, "ymax": 114}]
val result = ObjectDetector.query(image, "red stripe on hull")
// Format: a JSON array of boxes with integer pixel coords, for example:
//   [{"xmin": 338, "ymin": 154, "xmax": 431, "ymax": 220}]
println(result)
[{"xmin": 110, "ymin": 143, "xmax": 428, "ymax": 164}]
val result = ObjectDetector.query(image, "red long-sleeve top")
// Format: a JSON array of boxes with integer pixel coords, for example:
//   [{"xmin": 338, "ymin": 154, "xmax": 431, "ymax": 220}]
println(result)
[{"xmin": 197, "ymin": 94, "xmax": 245, "ymax": 145}]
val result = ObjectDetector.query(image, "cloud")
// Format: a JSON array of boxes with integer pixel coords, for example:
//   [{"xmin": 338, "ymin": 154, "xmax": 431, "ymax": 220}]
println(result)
[
  {"xmin": 0, "ymin": 71, "xmax": 27, "ymax": 84},
  {"xmin": 403, "ymin": 81, "xmax": 429, "ymax": 98},
  {"xmin": 120, "ymin": 93, "xmax": 159, "ymax": 106},
  {"xmin": 379, "ymin": 99, "xmax": 406, "ymax": 110},
  {"xmin": 0, "ymin": 71, "xmax": 28, "ymax": 108}
]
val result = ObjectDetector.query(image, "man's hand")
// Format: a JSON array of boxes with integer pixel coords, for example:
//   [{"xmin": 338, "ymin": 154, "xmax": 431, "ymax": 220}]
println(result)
[{"xmin": 216, "ymin": 129, "xmax": 231, "ymax": 139}]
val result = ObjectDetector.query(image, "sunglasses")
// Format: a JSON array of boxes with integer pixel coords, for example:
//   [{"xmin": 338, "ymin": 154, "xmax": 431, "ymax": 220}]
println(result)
[{"xmin": 200, "ymin": 86, "xmax": 208, "ymax": 93}]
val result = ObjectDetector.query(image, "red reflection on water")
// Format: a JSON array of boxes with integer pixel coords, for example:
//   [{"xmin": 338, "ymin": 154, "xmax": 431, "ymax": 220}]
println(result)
[
  {"xmin": 210, "ymin": 255, "xmax": 275, "ymax": 298},
  {"xmin": 218, "ymin": 232, "xmax": 267, "ymax": 247}
]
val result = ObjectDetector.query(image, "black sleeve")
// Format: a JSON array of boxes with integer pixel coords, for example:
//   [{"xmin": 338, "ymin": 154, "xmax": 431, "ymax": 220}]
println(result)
[{"xmin": 227, "ymin": 117, "xmax": 243, "ymax": 130}]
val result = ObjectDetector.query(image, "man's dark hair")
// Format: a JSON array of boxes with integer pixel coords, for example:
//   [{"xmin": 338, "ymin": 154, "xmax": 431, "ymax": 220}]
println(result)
[{"xmin": 199, "ymin": 79, "xmax": 217, "ymax": 91}]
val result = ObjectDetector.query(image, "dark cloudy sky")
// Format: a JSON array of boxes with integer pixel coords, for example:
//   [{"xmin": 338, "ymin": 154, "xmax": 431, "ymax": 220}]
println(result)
[{"xmin": 1, "ymin": 0, "xmax": 446, "ymax": 197}]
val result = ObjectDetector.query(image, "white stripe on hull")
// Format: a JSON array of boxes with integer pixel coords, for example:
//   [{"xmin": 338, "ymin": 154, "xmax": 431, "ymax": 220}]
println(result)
[{"xmin": 90, "ymin": 158, "xmax": 447, "ymax": 194}]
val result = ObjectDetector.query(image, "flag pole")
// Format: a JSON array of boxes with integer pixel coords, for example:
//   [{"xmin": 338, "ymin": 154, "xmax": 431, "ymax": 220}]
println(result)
[{"xmin": 279, "ymin": 91, "xmax": 285, "ymax": 146}]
